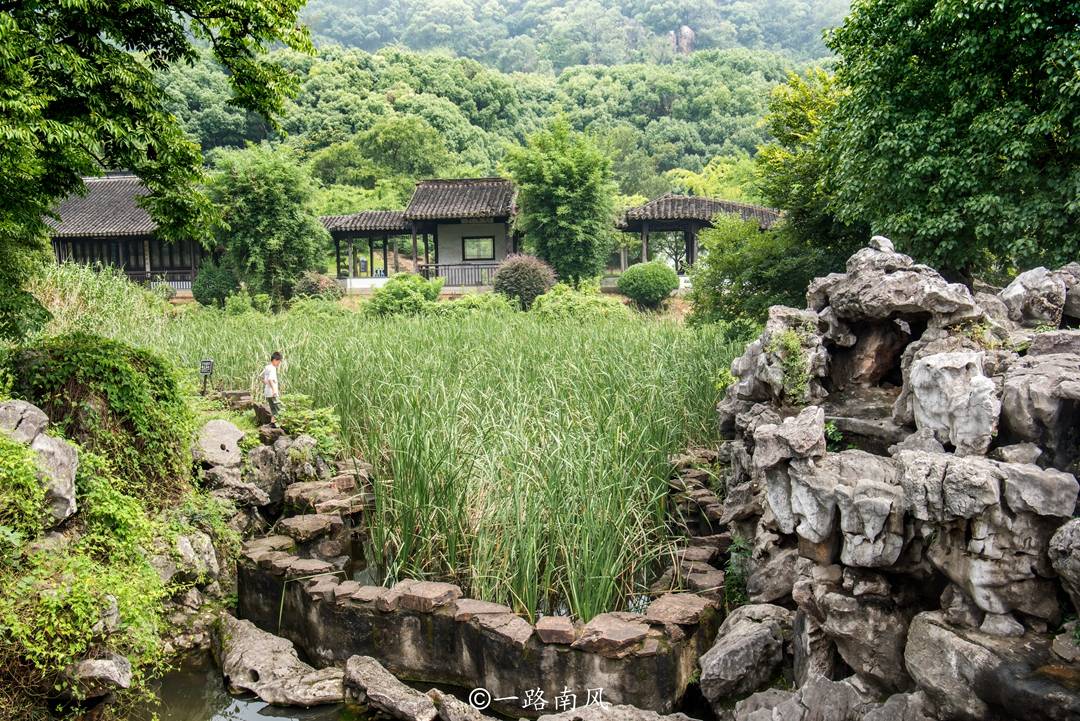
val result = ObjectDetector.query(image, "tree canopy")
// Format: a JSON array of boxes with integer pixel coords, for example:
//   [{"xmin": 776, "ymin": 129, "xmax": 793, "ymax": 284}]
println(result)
[
  {"xmin": 0, "ymin": 0, "xmax": 311, "ymax": 338},
  {"xmin": 505, "ymin": 120, "xmax": 617, "ymax": 283},
  {"xmin": 824, "ymin": 0, "xmax": 1080, "ymax": 276}
]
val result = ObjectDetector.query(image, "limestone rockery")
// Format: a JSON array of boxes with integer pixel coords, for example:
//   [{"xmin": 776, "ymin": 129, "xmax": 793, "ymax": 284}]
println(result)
[{"xmin": 699, "ymin": 237, "xmax": 1080, "ymax": 721}]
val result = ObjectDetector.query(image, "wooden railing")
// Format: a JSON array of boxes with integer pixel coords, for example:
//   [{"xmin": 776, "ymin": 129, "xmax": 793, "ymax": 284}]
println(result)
[
  {"xmin": 418, "ymin": 263, "xmax": 499, "ymax": 287},
  {"xmin": 126, "ymin": 270, "xmax": 195, "ymax": 291}
]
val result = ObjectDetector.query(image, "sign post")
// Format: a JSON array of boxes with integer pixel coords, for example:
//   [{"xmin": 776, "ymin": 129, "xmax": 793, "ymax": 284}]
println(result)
[{"xmin": 199, "ymin": 359, "xmax": 214, "ymax": 396}]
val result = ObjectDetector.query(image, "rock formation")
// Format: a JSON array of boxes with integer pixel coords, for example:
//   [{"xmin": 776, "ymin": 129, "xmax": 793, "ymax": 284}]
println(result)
[{"xmin": 700, "ymin": 238, "xmax": 1080, "ymax": 720}]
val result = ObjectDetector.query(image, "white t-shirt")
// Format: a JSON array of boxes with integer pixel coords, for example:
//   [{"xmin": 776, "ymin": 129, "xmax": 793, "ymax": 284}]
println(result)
[{"xmin": 262, "ymin": 363, "xmax": 279, "ymax": 398}]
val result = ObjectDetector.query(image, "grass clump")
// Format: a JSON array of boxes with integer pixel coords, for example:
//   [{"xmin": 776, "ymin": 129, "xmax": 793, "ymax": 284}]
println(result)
[
  {"xmin": 2, "ymin": 332, "xmax": 195, "ymax": 501},
  {"xmin": 723, "ymin": 535, "xmax": 751, "ymax": 612},
  {"xmin": 530, "ymin": 283, "xmax": 632, "ymax": 321}
]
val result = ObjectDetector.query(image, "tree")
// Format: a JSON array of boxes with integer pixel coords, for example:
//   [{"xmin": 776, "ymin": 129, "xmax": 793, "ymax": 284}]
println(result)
[
  {"xmin": 356, "ymin": 115, "xmax": 454, "ymax": 178},
  {"xmin": 504, "ymin": 119, "xmax": 616, "ymax": 283},
  {"xmin": 825, "ymin": 0, "xmax": 1080, "ymax": 276},
  {"xmin": 0, "ymin": 0, "xmax": 311, "ymax": 339},
  {"xmin": 208, "ymin": 145, "xmax": 330, "ymax": 304}
]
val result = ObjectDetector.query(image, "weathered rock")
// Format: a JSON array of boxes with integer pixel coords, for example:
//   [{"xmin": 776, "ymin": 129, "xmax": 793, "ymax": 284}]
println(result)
[
  {"xmin": 731, "ymin": 676, "xmax": 876, "ymax": 721},
  {"xmin": 698, "ymin": 604, "xmax": 791, "ymax": 706},
  {"xmin": 0, "ymin": 399, "xmax": 48, "ymax": 443},
  {"xmin": 282, "ymin": 433, "xmax": 330, "ymax": 483},
  {"xmin": 475, "ymin": 612, "xmax": 534, "ymax": 649},
  {"xmin": 571, "ymin": 613, "xmax": 649, "ymax": 657},
  {"xmin": 905, "ymin": 610, "xmax": 1080, "ymax": 721},
  {"xmin": 829, "ymin": 320, "xmax": 910, "ymax": 389},
  {"xmin": 214, "ymin": 614, "xmax": 343, "ymax": 706},
  {"xmin": 792, "ymin": 608, "xmax": 840, "ymax": 688},
  {"xmin": 194, "ymin": 419, "xmax": 244, "ymax": 468},
  {"xmin": 29, "ymin": 432, "xmax": 78, "ymax": 524},
  {"xmin": 834, "ymin": 476, "xmax": 905, "ymax": 568},
  {"xmin": 345, "ymin": 655, "xmax": 435, "ymax": 721},
  {"xmin": 63, "ymin": 652, "xmax": 132, "ymax": 699},
  {"xmin": 746, "ymin": 544, "xmax": 798, "ymax": 603},
  {"xmin": 1052, "ymin": 624, "xmax": 1080, "ymax": 663},
  {"xmin": 988, "ymin": 442, "xmax": 1042, "ymax": 465},
  {"xmin": 245, "ymin": 443, "xmax": 286, "ymax": 505},
  {"xmin": 940, "ymin": 584, "xmax": 983, "ymax": 628},
  {"xmin": 279, "ymin": 514, "xmax": 342, "ymax": 543},
  {"xmin": 644, "ymin": 593, "xmax": 714, "ymax": 626},
  {"xmin": 152, "ymin": 530, "xmax": 219, "ymax": 585},
  {"xmin": 427, "ymin": 688, "xmax": 495, "ymax": 721},
  {"xmin": 1000, "ymin": 267, "xmax": 1066, "ymax": 327},
  {"xmin": 862, "ymin": 692, "xmax": 936, "ymax": 721},
  {"xmin": 530, "ymin": 705, "xmax": 697, "ymax": 721},
  {"xmin": 979, "ymin": 611, "xmax": 1025, "ymax": 637},
  {"xmin": 451, "ymin": 598, "xmax": 513, "ymax": 622},
  {"xmin": 1028, "ymin": 330, "xmax": 1080, "ymax": 357},
  {"xmin": 207, "ymin": 465, "xmax": 271, "ymax": 507},
  {"xmin": 1057, "ymin": 262, "xmax": 1080, "ymax": 319},
  {"xmin": 1049, "ymin": 519, "xmax": 1080, "ymax": 615},
  {"xmin": 394, "ymin": 580, "xmax": 462, "ymax": 613},
  {"xmin": 535, "ymin": 615, "xmax": 577, "ymax": 644},
  {"xmin": 908, "ymin": 351, "xmax": 1000, "ymax": 456},
  {"xmin": 1000, "ymin": 352, "xmax": 1080, "ymax": 471}
]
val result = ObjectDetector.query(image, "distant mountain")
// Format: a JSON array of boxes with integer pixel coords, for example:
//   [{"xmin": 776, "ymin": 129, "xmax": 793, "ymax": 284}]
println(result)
[{"xmin": 301, "ymin": 0, "xmax": 850, "ymax": 72}]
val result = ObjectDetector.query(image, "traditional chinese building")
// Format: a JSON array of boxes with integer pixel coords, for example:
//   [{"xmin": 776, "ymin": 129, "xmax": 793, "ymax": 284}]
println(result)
[{"xmin": 47, "ymin": 173, "xmax": 206, "ymax": 291}]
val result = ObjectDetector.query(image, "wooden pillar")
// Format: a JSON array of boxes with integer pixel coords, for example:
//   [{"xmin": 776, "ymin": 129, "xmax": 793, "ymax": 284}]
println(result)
[
  {"xmin": 424, "ymin": 234, "xmax": 430, "ymax": 265},
  {"xmin": 349, "ymin": 239, "xmax": 356, "ymax": 277},
  {"xmin": 393, "ymin": 236, "xmax": 400, "ymax": 273},
  {"xmin": 620, "ymin": 246, "xmax": 627, "ymax": 272},
  {"xmin": 410, "ymin": 222, "xmax": 418, "ymax": 269},
  {"xmin": 683, "ymin": 228, "xmax": 692, "ymax": 273},
  {"xmin": 640, "ymin": 221, "xmax": 649, "ymax": 263},
  {"xmin": 382, "ymin": 234, "xmax": 389, "ymax": 276},
  {"xmin": 368, "ymin": 239, "xmax": 375, "ymax": 278},
  {"xmin": 143, "ymin": 238, "xmax": 151, "ymax": 275},
  {"xmin": 334, "ymin": 236, "xmax": 341, "ymax": 278}
]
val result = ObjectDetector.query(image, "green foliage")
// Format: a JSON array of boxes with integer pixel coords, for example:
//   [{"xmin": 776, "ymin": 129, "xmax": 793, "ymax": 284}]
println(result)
[
  {"xmin": 363, "ymin": 273, "xmax": 445, "ymax": 317},
  {"xmin": 667, "ymin": 153, "xmax": 765, "ymax": 204},
  {"xmin": 0, "ymin": 0, "xmax": 312, "ymax": 340},
  {"xmin": 688, "ymin": 216, "xmax": 833, "ymax": 324},
  {"xmin": 824, "ymin": 420, "xmax": 844, "ymax": 452},
  {"xmin": 288, "ymin": 298, "xmax": 352, "ymax": 321},
  {"xmin": 3, "ymin": 333, "xmax": 194, "ymax": 500},
  {"xmin": 224, "ymin": 289, "xmax": 256, "ymax": 316},
  {"xmin": 192, "ymin": 260, "xmax": 240, "ymax": 308},
  {"xmin": 617, "ymin": 261, "xmax": 680, "ymax": 309},
  {"xmin": 426, "ymin": 292, "xmax": 517, "ymax": 318},
  {"xmin": 767, "ymin": 329, "xmax": 810, "ymax": 405},
  {"xmin": 492, "ymin": 254, "xmax": 557, "ymax": 310},
  {"xmin": 723, "ymin": 535, "xmax": 751, "ymax": 612},
  {"xmin": 0, "ymin": 436, "xmax": 47, "ymax": 540},
  {"xmin": 531, "ymin": 284, "xmax": 633, "ymax": 321},
  {"xmin": 293, "ymin": 271, "xmax": 345, "ymax": 301},
  {"xmin": 208, "ymin": 145, "xmax": 331, "ymax": 304},
  {"xmin": 824, "ymin": 0, "xmax": 1080, "ymax": 275},
  {"xmin": 506, "ymin": 120, "xmax": 617, "ymax": 284},
  {"xmin": 277, "ymin": 394, "xmax": 342, "ymax": 459},
  {"xmin": 355, "ymin": 115, "xmax": 454, "ymax": 178}
]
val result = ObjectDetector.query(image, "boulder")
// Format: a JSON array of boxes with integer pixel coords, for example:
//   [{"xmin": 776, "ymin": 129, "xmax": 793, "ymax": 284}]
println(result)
[
  {"xmin": 643, "ymin": 593, "xmax": 715, "ymax": 626},
  {"xmin": 214, "ymin": 614, "xmax": 344, "ymax": 706},
  {"xmin": 64, "ymin": 652, "xmax": 132, "ymax": 699},
  {"xmin": 0, "ymin": 399, "xmax": 48, "ymax": 443},
  {"xmin": 535, "ymin": 615, "xmax": 577, "ymax": 644},
  {"xmin": 571, "ymin": 613, "xmax": 649, "ymax": 657},
  {"xmin": 452, "ymin": 599, "xmax": 514, "ymax": 622},
  {"xmin": 834, "ymin": 477, "xmax": 906, "ymax": 568},
  {"xmin": 194, "ymin": 419, "xmax": 244, "ymax": 468},
  {"xmin": 1049, "ymin": 519, "xmax": 1080, "ymax": 615},
  {"xmin": 344, "ymin": 655, "xmax": 436, "ymax": 721},
  {"xmin": 747, "ymin": 543, "xmax": 798, "ymax": 603},
  {"xmin": 730, "ymin": 676, "xmax": 877, "ymax": 721},
  {"xmin": 1000, "ymin": 267, "xmax": 1066, "ymax": 327},
  {"xmin": 1057, "ymin": 262, "xmax": 1080, "ymax": 319},
  {"xmin": 29, "ymin": 432, "xmax": 78, "ymax": 525},
  {"xmin": 1000, "ymin": 353, "xmax": 1080, "ymax": 471},
  {"xmin": 530, "ymin": 705, "xmax": 697, "ymax": 721},
  {"xmin": 907, "ymin": 351, "xmax": 1000, "ymax": 456},
  {"xmin": 698, "ymin": 604, "xmax": 792, "ymax": 706},
  {"xmin": 245, "ymin": 443, "xmax": 287, "ymax": 505},
  {"xmin": 905, "ymin": 611, "xmax": 1080, "ymax": 721},
  {"xmin": 1028, "ymin": 330, "xmax": 1080, "ymax": 357},
  {"xmin": 792, "ymin": 609, "xmax": 840, "ymax": 687},
  {"xmin": 282, "ymin": 433, "xmax": 329, "ymax": 483},
  {"xmin": 427, "ymin": 688, "xmax": 496, "ymax": 721}
]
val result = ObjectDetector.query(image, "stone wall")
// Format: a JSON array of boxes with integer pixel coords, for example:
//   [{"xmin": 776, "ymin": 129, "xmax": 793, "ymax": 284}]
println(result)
[{"xmin": 237, "ymin": 542, "xmax": 718, "ymax": 718}]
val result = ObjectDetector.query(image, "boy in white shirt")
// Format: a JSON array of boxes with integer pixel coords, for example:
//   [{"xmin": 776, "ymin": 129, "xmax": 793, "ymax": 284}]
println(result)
[{"xmin": 262, "ymin": 351, "xmax": 283, "ymax": 425}]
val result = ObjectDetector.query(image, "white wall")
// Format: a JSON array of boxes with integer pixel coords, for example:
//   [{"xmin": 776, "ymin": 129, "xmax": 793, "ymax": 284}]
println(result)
[{"xmin": 435, "ymin": 222, "xmax": 509, "ymax": 264}]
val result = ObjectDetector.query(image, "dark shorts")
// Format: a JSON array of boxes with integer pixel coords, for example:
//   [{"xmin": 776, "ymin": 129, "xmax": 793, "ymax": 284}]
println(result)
[{"xmin": 267, "ymin": 396, "xmax": 282, "ymax": 415}]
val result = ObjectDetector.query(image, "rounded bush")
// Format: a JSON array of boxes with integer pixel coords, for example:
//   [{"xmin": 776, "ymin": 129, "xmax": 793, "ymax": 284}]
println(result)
[
  {"xmin": 493, "ymin": 254, "xmax": 556, "ymax": 310},
  {"xmin": 363, "ymin": 273, "xmax": 445, "ymax": 317},
  {"xmin": 617, "ymin": 261, "xmax": 680, "ymax": 308},
  {"xmin": 293, "ymin": 270, "xmax": 345, "ymax": 301},
  {"xmin": 531, "ymin": 283, "xmax": 632, "ymax": 321},
  {"xmin": 192, "ymin": 260, "xmax": 238, "ymax": 308}
]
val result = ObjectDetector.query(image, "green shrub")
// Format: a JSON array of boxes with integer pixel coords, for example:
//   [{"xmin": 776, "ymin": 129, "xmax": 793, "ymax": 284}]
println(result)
[
  {"xmin": 492, "ymin": 254, "xmax": 556, "ymax": 310},
  {"xmin": 192, "ymin": 260, "xmax": 239, "ymax": 308},
  {"xmin": 288, "ymin": 297, "xmax": 352, "ymax": 320},
  {"xmin": 0, "ymin": 436, "xmax": 48, "ymax": 540},
  {"xmin": 723, "ymin": 535, "xmax": 751, "ymax": 612},
  {"xmin": 250, "ymin": 292, "xmax": 272, "ymax": 314},
  {"xmin": 363, "ymin": 273, "xmax": 444, "ymax": 317},
  {"xmin": 617, "ymin": 261, "xmax": 680, "ymax": 309},
  {"xmin": 531, "ymin": 283, "xmax": 632, "ymax": 321},
  {"xmin": 224, "ymin": 288, "xmax": 254, "ymax": 315},
  {"xmin": 150, "ymin": 281, "xmax": 176, "ymax": 302},
  {"xmin": 767, "ymin": 328, "xmax": 811, "ymax": 404},
  {"xmin": 427, "ymin": 292, "xmax": 516, "ymax": 317},
  {"xmin": 277, "ymin": 394, "xmax": 341, "ymax": 459},
  {"xmin": 3, "ymin": 333, "xmax": 194, "ymax": 501},
  {"xmin": 293, "ymin": 270, "xmax": 345, "ymax": 301}
]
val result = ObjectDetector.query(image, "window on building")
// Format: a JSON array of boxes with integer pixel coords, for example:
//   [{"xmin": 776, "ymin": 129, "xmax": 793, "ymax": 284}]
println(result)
[{"xmin": 462, "ymin": 236, "xmax": 495, "ymax": 261}]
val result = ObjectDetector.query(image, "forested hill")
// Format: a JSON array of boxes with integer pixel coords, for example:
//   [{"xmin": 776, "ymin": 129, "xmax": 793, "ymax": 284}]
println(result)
[
  {"xmin": 163, "ymin": 46, "xmax": 795, "ymax": 210},
  {"xmin": 301, "ymin": 0, "xmax": 849, "ymax": 72}
]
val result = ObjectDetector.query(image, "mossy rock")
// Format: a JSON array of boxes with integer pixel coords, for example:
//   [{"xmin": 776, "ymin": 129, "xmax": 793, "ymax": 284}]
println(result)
[{"xmin": 3, "ymin": 332, "xmax": 193, "ymax": 501}]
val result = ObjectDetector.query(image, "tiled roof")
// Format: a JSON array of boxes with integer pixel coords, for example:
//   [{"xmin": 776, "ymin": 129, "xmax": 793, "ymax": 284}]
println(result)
[
  {"xmin": 321, "ymin": 210, "xmax": 409, "ymax": 233},
  {"xmin": 620, "ymin": 194, "xmax": 782, "ymax": 230},
  {"xmin": 47, "ymin": 174, "xmax": 156, "ymax": 238},
  {"xmin": 404, "ymin": 178, "xmax": 516, "ymax": 221}
]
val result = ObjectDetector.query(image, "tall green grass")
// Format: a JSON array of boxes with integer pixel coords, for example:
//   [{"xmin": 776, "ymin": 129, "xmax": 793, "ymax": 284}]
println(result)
[{"xmin": 32, "ymin": 264, "xmax": 750, "ymax": 621}]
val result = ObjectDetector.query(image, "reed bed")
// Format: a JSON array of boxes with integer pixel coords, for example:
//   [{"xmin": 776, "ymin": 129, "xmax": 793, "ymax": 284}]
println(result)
[{"xmin": 33, "ymin": 266, "xmax": 748, "ymax": 621}]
